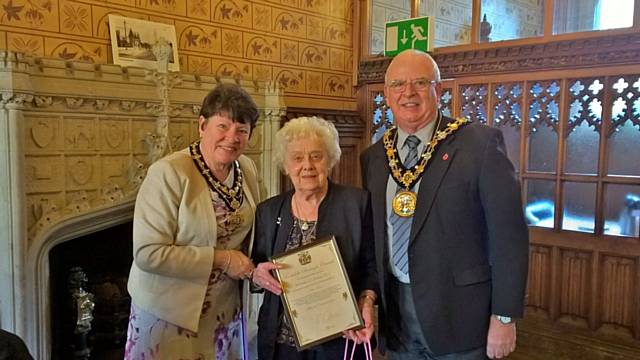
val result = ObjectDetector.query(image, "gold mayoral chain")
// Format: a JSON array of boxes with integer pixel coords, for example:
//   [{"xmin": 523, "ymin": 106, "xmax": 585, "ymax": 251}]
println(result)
[
  {"xmin": 190, "ymin": 140, "xmax": 244, "ymax": 211},
  {"xmin": 384, "ymin": 114, "xmax": 468, "ymax": 217}
]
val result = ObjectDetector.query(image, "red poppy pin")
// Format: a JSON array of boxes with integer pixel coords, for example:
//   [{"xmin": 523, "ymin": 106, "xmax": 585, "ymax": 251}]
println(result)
[{"xmin": 442, "ymin": 153, "xmax": 449, "ymax": 161}]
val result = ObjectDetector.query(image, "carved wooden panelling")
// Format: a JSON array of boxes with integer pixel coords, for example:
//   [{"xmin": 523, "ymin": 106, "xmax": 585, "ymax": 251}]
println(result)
[
  {"xmin": 558, "ymin": 249, "xmax": 592, "ymax": 324},
  {"xmin": 598, "ymin": 255, "xmax": 637, "ymax": 336},
  {"xmin": 526, "ymin": 244, "xmax": 552, "ymax": 315}
]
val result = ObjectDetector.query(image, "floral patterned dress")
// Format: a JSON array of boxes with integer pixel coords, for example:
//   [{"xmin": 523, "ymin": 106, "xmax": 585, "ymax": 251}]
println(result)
[{"xmin": 125, "ymin": 171, "xmax": 253, "ymax": 360}]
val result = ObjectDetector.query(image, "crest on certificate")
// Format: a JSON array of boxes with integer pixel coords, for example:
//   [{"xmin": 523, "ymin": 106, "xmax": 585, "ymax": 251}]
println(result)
[{"xmin": 298, "ymin": 251, "xmax": 312, "ymax": 265}]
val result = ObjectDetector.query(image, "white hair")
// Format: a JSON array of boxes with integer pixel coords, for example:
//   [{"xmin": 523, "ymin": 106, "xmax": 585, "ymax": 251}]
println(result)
[{"xmin": 273, "ymin": 116, "xmax": 342, "ymax": 173}]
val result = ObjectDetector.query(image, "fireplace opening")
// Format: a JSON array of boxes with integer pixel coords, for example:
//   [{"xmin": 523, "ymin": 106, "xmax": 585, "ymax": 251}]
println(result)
[{"xmin": 49, "ymin": 221, "xmax": 133, "ymax": 360}]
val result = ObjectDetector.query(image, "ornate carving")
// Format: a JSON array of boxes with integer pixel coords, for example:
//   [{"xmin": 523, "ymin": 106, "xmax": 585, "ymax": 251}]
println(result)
[
  {"xmin": 65, "ymin": 98, "xmax": 85, "ymax": 109},
  {"xmin": 31, "ymin": 120, "xmax": 55, "ymax": 148},
  {"xmin": 34, "ymin": 96, "xmax": 53, "ymax": 108},
  {"xmin": 358, "ymin": 33, "xmax": 640, "ymax": 83},
  {"xmin": 119, "ymin": 101, "xmax": 137, "ymax": 112},
  {"xmin": 0, "ymin": 92, "xmax": 34, "ymax": 109},
  {"xmin": 94, "ymin": 99, "xmax": 109, "ymax": 111}
]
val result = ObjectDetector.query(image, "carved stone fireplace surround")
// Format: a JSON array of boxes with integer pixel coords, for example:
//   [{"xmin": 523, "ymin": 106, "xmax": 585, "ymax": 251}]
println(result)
[{"xmin": 0, "ymin": 51, "xmax": 286, "ymax": 358}]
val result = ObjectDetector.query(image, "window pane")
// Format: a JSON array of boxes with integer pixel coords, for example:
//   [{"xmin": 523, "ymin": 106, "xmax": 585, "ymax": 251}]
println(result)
[
  {"xmin": 370, "ymin": 0, "xmax": 412, "ymax": 55},
  {"xmin": 527, "ymin": 81, "xmax": 560, "ymax": 173},
  {"xmin": 553, "ymin": 0, "xmax": 635, "ymax": 35},
  {"xmin": 607, "ymin": 76, "xmax": 640, "ymax": 177},
  {"xmin": 479, "ymin": 0, "xmax": 544, "ymax": 42},
  {"xmin": 493, "ymin": 83, "xmax": 523, "ymax": 170},
  {"xmin": 460, "ymin": 84, "xmax": 488, "ymax": 124},
  {"xmin": 418, "ymin": 0, "xmax": 472, "ymax": 48},
  {"xmin": 565, "ymin": 79, "xmax": 604, "ymax": 175},
  {"xmin": 562, "ymin": 182, "xmax": 597, "ymax": 233},
  {"xmin": 604, "ymin": 184, "xmax": 640, "ymax": 237},
  {"xmin": 525, "ymin": 179, "xmax": 555, "ymax": 228}
]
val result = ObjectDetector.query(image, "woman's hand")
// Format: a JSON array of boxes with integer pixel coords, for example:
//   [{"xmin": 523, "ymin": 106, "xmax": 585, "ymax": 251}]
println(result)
[
  {"xmin": 226, "ymin": 250, "xmax": 255, "ymax": 280},
  {"xmin": 344, "ymin": 291, "xmax": 376, "ymax": 344},
  {"xmin": 215, "ymin": 250, "xmax": 254, "ymax": 280},
  {"xmin": 252, "ymin": 262, "xmax": 282, "ymax": 295}
]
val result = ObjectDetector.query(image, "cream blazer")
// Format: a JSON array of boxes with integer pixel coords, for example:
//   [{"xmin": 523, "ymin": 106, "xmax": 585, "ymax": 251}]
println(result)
[{"xmin": 127, "ymin": 148, "xmax": 260, "ymax": 332}]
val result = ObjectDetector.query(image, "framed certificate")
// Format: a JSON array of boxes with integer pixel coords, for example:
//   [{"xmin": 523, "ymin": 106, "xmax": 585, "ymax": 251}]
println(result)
[{"xmin": 270, "ymin": 236, "xmax": 363, "ymax": 350}]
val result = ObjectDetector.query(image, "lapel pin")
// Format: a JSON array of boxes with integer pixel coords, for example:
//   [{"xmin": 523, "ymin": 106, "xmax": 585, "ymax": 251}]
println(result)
[
  {"xmin": 442, "ymin": 153, "xmax": 449, "ymax": 161},
  {"xmin": 276, "ymin": 217, "xmax": 281, "ymax": 225}
]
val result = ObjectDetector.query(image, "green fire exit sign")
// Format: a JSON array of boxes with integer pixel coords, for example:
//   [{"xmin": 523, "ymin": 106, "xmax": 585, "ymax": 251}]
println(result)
[{"xmin": 384, "ymin": 16, "xmax": 433, "ymax": 57}]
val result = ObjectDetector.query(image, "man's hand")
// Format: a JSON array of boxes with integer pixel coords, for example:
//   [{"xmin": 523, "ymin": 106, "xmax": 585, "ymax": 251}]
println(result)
[{"xmin": 486, "ymin": 315, "xmax": 516, "ymax": 359}]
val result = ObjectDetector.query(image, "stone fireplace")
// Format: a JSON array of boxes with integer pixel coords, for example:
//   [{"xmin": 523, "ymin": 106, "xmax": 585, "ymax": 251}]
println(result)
[{"xmin": 0, "ymin": 50, "xmax": 286, "ymax": 358}]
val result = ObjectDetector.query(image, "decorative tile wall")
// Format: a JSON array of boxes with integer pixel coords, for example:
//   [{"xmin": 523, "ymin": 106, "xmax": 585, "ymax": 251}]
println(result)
[{"xmin": 0, "ymin": 0, "xmax": 354, "ymax": 107}]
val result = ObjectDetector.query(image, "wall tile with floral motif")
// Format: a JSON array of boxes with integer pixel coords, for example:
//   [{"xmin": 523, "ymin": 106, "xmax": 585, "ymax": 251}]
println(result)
[
  {"xmin": 245, "ymin": 35, "xmax": 279, "ymax": 62},
  {"xmin": 221, "ymin": 28, "xmax": 242, "ymax": 57},
  {"xmin": 272, "ymin": 9, "xmax": 305, "ymax": 39},
  {"xmin": 0, "ymin": 31, "xmax": 5, "ymax": 49},
  {"xmin": 330, "ymin": 0, "xmax": 352, "ymax": 21},
  {"xmin": 329, "ymin": 47, "xmax": 344, "ymax": 71},
  {"xmin": 212, "ymin": 0, "xmax": 251, "ymax": 28},
  {"xmin": 324, "ymin": 20, "xmax": 351, "ymax": 46},
  {"xmin": 187, "ymin": 0, "xmax": 209, "ymax": 20},
  {"xmin": 0, "ymin": 0, "xmax": 58, "ymax": 31},
  {"xmin": 176, "ymin": 21, "xmax": 220, "ymax": 54},
  {"xmin": 137, "ymin": 0, "xmax": 186, "ymax": 17},
  {"xmin": 299, "ymin": 43, "xmax": 329, "ymax": 69},
  {"xmin": 253, "ymin": 64, "xmax": 272, "ymax": 81},
  {"xmin": 306, "ymin": 16, "xmax": 322, "ymax": 41},
  {"xmin": 299, "ymin": 0, "xmax": 329, "ymax": 15},
  {"xmin": 323, "ymin": 73, "xmax": 350, "ymax": 97},
  {"xmin": 45, "ymin": 38, "xmax": 107, "ymax": 63},
  {"xmin": 187, "ymin": 54, "xmax": 211, "ymax": 74},
  {"xmin": 280, "ymin": 0, "xmax": 297, "ymax": 7},
  {"xmin": 213, "ymin": 58, "xmax": 251, "ymax": 79},
  {"xmin": 273, "ymin": 66, "xmax": 304, "ymax": 93},
  {"xmin": 148, "ymin": 15, "xmax": 175, "ymax": 25},
  {"xmin": 306, "ymin": 71, "xmax": 322, "ymax": 95},
  {"xmin": 252, "ymin": 3, "xmax": 271, "ymax": 32},
  {"xmin": 107, "ymin": 0, "xmax": 136, "ymax": 7},
  {"xmin": 280, "ymin": 39, "xmax": 298, "ymax": 65},
  {"xmin": 60, "ymin": 1, "xmax": 92, "ymax": 37},
  {"xmin": 92, "ymin": 7, "xmax": 148, "ymax": 39},
  {"xmin": 7, "ymin": 32, "xmax": 43, "ymax": 56}
]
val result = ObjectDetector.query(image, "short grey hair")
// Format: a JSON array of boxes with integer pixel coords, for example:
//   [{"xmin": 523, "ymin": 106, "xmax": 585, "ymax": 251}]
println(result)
[{"xmin": 273, "ymin": 116, "xmax": 342, "ymax": 173}]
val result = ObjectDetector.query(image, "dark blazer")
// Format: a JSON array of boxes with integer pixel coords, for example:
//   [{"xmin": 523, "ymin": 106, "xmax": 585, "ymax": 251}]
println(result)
[
  {"xmin": 361, "ymin": 116, "xmax": 529, "ymax": 356},
  {"xmin": 252, "ymin": 182, "xmax": 378, "ymax": 360}
]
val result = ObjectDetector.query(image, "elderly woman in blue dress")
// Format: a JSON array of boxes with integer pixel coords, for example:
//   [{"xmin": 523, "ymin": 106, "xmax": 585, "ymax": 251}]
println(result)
[
  {"xmin": 125, "ymin": 83, "xmax": 261, "ymax": 359},
  {"xmin": 251, "ymin": 116, "xmax": 378, "ymax": 360}
]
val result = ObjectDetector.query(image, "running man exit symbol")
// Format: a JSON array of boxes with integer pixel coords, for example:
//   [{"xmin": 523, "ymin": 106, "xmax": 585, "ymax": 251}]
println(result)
[{"xmin": 385, "ymin": 16, "xmax": 433, "ymax": 57}]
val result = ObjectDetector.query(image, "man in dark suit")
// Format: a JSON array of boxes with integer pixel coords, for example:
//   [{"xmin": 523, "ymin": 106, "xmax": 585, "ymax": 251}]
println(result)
[{"xmin": 360, "ymin": 49, "xmax": 529, "ymax": 359}]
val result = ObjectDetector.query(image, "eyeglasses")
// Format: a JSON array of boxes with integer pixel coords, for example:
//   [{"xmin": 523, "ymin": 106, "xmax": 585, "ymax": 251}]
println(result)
[{"xmin": 387, "ymin": 78, "xmax": 438, "ymax": 93}]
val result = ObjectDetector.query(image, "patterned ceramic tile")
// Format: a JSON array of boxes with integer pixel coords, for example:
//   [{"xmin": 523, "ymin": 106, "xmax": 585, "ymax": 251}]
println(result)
[
  {"xmin": 280, "ymin": 39, "xmax": 298, "ymax": 65},
  {"xmin": 187, "ymin": 55, "xmax": 212, "ymax": 74},
  {"xmin": 324, "ymin": 20, "xmax": 351, "ymax": 46},
  {"xmin": 137, "ymin": 0, "xmax": 186, "ymax": 17},
  {"xmin": 0, "ymin": 0, "xmax": 58, "ymax": 31},
  {"xmin": 306, "ymin": 71, "xmax": 322, "ymax": 95},
  {"xmin": 0, "ymin": 31, "xmax": 5, "ymax": 49},
  {"xmin": 220, "ymin": 28, "xmax": 243, "ymax": 57},
  {"xmin": 299, "ymin": 43, "xmax": 329, "ymax": 69},
  {"xmin": 329, "ymin": 47, "xmax": 344, "ymax": 71},
  {"xmin": 272, "ymin": 9, "xmax": 305, "ymax": 38},
  {"xmin": 273, "ymin": 66, "xmax": 304, "ymax": 93},
  {"xmin": 300, "ymin": 0, "xmax": 329, "ymax": 14},
  {"xmin": 213, "ymin": 58, "xmax": 251, "ymax": 79},
  {"xmin": 244, "ymin": 34, "xmax": 280, "ymax": 62},
  {"xmin": 107, "ymin": 0, "xmax": 135, "ymax": 6},
  {"xmin": 45, "ymin": 37, "xmax": 107, "ymax": 63},
  {"xmin": 252, "ymin": 3, "xmax": 271, "ymax": 32},
  {"xmin": 148, "ymin": 15, "xmax": 175, "ymax": 25},
  {"xmin": 280, "ymin": 0, "xmax": 297, "ymax": 7},
  {"xmin": 7, "ymin": 32, "xmax": 44, "ymax": 56},
  {"xmin": 176, "ymin": 20, "xmax": 220, "ymax": 54},
  {"xmin": 306, "ymin": 16, "xmax": 322, "ymax": 41},
  {"xmin": 187, "ymin": 0, "xmax": 209, "ymax": 20},
  {"xmin": 60, "ymin": 1, "xmax": 92, "ymax": 37},
  {"xmin": 323, "ymin": 72, "xmax": 350, "ymax": 97},
  {"xmin": 212, "ymin": 0, "xmax": 251, "ymax": 28},
  {"xmin": 253, "ymin": 64, "xmax": 272, "ymax": 81}
]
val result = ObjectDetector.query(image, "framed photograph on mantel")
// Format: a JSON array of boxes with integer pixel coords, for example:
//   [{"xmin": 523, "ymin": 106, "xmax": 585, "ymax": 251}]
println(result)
[{"xmin": 108, "ymin": 15, "xmax": 180, "ymax": 72}]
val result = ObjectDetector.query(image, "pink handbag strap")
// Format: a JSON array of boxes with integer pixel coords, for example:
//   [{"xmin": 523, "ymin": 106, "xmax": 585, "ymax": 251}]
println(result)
[{"xmin": 343, "ymin": 339, "xmax": 373, "ymax": 360}]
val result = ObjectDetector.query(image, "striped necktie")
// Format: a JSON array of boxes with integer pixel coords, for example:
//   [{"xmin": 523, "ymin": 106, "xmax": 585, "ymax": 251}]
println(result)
[{"xmin": 390, "ymin": 135, "xmax": 420, "ymax": 279}]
